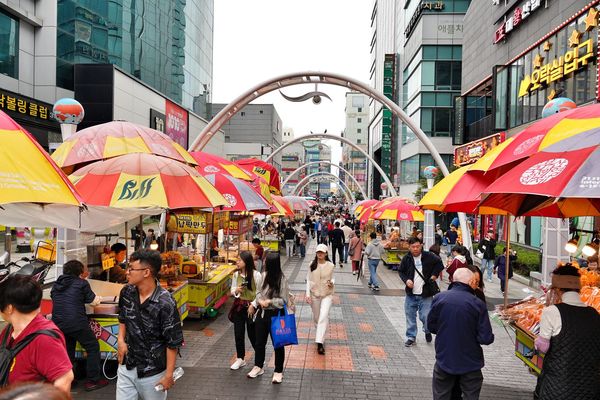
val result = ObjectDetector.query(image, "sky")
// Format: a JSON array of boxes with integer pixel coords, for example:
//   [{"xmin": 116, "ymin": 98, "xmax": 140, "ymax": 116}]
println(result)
[{"xmin": 212, "ymin": 0, "xmax": 374, "ymax": 165}]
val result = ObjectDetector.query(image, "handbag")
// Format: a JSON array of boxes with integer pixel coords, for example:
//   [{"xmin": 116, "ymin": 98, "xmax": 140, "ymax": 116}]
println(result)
[
  {"xmin": 228, "ymin": 298, "xmax": 249, "ymax": 322},
  {"xmin": 270, "ymin": 304, "xmax": 298, "ymax": 349},
  {"xmin": 413, "ymin": 264, "xmax": 440, "ymax": 298},
  {"xmin": 475, "ymin": 249, "xmax": 484, "ymax": 258}
]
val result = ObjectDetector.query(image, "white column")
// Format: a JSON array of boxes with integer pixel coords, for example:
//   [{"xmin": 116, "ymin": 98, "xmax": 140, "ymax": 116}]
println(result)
[
  {"xmin": 424, "ymin": 178, "xmax": 435, "ymax": 249},
  {"xmin": 541, "ymin": 217, "xmax": 571, "ymax": 284}
]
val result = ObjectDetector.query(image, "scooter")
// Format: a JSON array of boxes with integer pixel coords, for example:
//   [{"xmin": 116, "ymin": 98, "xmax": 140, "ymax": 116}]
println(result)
[{"xmin": 0, "ymin": 241, "xmax": 55, "ymax": 284}]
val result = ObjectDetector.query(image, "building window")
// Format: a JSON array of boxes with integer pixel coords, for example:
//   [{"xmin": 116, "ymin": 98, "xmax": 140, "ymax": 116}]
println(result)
[
  {"xmin": 0, "ymin": 10, "xmax": 19, "ymax": 79},
  {"xmin": 241, "ymin": 111, "xmax": 245, "ymax": 116},
  {"xmin": 358, "ymin": 107, "xmax": 362, "ymax": 112},
  {"xmin": 357, "ymin": 117, "xmax": 362, "ymax": 123},
  {"xmin": 357, "ymin": 128, "xmax": 362, "ymax": 133},
  {"xmin": 357, "ymin": 139, "xmax": 362, "ymax": 144},
  {"xmin": 259, "ymin": 110, "xmax": 263, "ymax": 114}
]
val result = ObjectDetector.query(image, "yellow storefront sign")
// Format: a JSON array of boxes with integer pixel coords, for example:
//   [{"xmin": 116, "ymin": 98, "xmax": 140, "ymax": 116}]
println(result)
[
  {"xmin": 168, "ymin": 211, "xmax": 210, "ymax": 234},
  {"xmin": 519, "ymin": 38, "xmax": 595, "ymax": 97}
]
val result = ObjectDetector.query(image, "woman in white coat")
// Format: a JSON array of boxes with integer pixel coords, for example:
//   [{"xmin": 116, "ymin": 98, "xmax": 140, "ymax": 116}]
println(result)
[{"xmin": 306, "ymin": 243, "xmax": 335, "ymax": 355}]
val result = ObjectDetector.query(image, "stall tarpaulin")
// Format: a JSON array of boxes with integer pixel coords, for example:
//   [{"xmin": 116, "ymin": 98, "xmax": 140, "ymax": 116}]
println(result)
[{"xmin": 235, "ymin": 158, "xmax": 281, "ymax": 195}]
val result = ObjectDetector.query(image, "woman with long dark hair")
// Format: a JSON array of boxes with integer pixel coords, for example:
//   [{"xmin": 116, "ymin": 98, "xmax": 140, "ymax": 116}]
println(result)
[
  {"xmin": 306, "ymin": 244, "xmax": 335, "ymax": 355},
  {"xmin": 247, "ymin": 252, "xmax": 290, "ymax": 384},
  {"xmin": 229, "ymin": 251, "xmax": 262, "ymax": 370}
]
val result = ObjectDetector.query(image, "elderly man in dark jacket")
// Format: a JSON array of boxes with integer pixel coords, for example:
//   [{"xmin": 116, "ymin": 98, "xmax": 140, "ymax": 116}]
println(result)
[
  {"xmin": 398, "ymin": 236, "xmax": 444, "ymax": 347},
  {"xmin": 427, "ymin": 268, "xmax": 495, "ymax": 400}
]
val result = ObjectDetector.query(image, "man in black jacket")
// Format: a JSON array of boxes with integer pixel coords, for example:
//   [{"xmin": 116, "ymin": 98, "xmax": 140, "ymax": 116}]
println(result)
[
  {"xmin": 399, "ymin": 237, "xmax": 444, "ymax": 347},
  {"xmin": 330, "ymin": 222, "xmax": 345, "ymax": 268}
]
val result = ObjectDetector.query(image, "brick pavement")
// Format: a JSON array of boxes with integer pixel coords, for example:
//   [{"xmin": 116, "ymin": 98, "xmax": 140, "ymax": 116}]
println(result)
[{"xmin": 74, "ymin": 240, "xmax": 537, "ymax": 399}]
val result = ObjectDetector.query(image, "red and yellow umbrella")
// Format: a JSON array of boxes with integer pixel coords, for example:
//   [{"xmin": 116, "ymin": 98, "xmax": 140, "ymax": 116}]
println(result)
[
  {"xmin": 203, "ymin": 174, "xmax": 270, "ymax": 212},
  {"xmin": 51, "ymin": 121, "xmax": 197, "ymax": 171},
  {"xmin": 481, "ymin": 103, "xmax": 600, "ymax": 173},
  {"xmin": 353, "ymin": 199, "xmax": 378, "ymax": 216},
  {"xmin": 0, "ymin": 110, "xmax": 81, "ymax": 207},
  {"xmin": 283, "ymin": 196, "xmax": 311, "ymax": 211},
  {"xmin": 269, "ymin": 195, "xmax": 295, "ymax": 217},
  {"xmin": 480, "ymin": 146, "xmax": 600, "ymax": 217},
  {"xmin": 235, "ymin": 158, "xmax": 281, "ymax": 194},
  {"xmin": 70, "ymin": 153, "xmax": 226, "ymax": 210},
  {"xmin": 357, "ymin": 205, "xmax": 376, "ymax": 225},
  {"xmin": 189, "ymin": 152, "xmax": 254, "ymax": 181},
  {"xmin": 371, "ymin": 198, "xmax": 424, "ymax": 221}
]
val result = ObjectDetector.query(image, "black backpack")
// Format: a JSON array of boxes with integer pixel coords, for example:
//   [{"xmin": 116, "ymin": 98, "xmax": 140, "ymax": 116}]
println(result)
[{"xmin": 0, "ymin": 325, "xmax": 60, "ymax": 386}]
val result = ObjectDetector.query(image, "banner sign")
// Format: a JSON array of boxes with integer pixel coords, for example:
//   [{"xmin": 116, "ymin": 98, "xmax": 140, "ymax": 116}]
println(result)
[
  {"xmin": 165, "ymin": 100, "xmax": 188, "ymax": 148},
  {"xmin": 454, "ymin": 132, "xmax": 506, "ymax": 166},
  {"xmin": 168, "ymin": 211, "xmax": 210, "ymax": 234}
]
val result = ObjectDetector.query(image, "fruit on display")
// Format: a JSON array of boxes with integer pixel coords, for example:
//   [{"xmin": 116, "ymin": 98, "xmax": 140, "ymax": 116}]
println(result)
[{"xmin": 580, "ymin": 269, "xmax": 600, "ymax": 287}]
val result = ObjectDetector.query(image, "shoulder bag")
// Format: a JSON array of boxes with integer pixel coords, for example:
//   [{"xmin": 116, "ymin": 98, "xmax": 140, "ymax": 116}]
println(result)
[{"xmin": 413, "ymin": 264, "xmax": 440, "ymax": 298}]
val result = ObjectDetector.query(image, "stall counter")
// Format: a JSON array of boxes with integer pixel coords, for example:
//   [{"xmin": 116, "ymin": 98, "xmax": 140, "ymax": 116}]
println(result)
[
  {"xmin": 186, "ymin": 264, "xmax": 236, "ymax": 318},
  {"xmin": 71, "ymin": 280, "xmax": 189, "ymax": 359},
  {"xmin": 262, "ymin": 238, "xmax": 280, "ymax": 252}
]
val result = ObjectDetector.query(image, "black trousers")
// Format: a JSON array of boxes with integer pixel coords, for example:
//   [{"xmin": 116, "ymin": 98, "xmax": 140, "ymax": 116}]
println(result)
[
  {"xmin": 432, "ymin": 364, "xmax": 483, "ymax": 400},
  {"xmin": 332, "ymin": 245, "xmax": 344, "ymax": 265},
  {"xmin": 254, "ymin": 309, "xmax": 285, "ymax": 373},
  {"xmin": 232, "ymin": 306, "xmax": 256, "ymax": 359},
  {"xmin": 63, "ymin": 326, "xmax": 102, "ymax": 381}
]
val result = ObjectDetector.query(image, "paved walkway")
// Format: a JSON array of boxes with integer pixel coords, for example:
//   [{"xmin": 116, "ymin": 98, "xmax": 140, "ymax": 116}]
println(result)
[{"xmin": 76, "ymin": 239, "xmax": 538, "ymax": 399}]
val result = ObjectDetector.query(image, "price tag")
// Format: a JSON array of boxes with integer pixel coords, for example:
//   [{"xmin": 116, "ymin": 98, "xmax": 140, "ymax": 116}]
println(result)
[{"xmin": 102, "ymin": 256, "xmax": 115, "ymax": 271}]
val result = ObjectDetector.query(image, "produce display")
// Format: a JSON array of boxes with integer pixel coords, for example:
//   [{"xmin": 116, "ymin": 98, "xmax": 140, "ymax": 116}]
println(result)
[{"xmin": 498, "ymin": 270, "xmax": 600, "ymax": 335}]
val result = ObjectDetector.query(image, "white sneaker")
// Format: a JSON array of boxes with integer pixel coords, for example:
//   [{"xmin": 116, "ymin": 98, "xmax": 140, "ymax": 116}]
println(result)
[
  {"xmin": 272, "ymin": 372, "xmax": 283, "ymax": 384},
  {"xmin": 247, "ymin": 366, "xmax": 264, "ymax": 378},
  {"xmin": 230, "ymin": 358, "xmax": 246, "ymax": 370}
]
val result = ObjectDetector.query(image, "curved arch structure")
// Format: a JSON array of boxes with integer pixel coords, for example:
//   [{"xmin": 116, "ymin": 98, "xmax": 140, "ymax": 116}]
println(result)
[
  {"xmin": 269, "ymin": 134, "xmax": 395, "ymax": 196},
  {"xmin": 282, "ymin": 161, "xmax": 367, "ymax": 199},
  {"xmin": 293, "ymin": 172, "xmax": 355, "ymax": 204},
  {"xmin": 189, "ymin": 71, "xmax": 470, "ymax": 250}
]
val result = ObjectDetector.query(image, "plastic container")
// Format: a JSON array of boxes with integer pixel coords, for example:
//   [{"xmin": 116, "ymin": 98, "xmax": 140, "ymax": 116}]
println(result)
[{"xmin": 154, "ymin": 367, "xmax": 184, "ymax": 391}]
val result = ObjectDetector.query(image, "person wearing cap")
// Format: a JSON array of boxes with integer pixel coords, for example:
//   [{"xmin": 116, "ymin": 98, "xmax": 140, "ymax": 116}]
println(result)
[
  {"xmin": 534, "ymin": 263, "xmax": 600, "ymax": 399},
  {"xmin": 306, "ymin": 244, "xmax": 335, "ymax": 355}
]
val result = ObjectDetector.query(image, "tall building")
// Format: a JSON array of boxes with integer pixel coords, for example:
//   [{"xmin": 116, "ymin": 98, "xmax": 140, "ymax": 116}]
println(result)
[
  {"xmin": 342, "ymin": 92, "xmax": 369, "ymax": 197},
  {"xmin": 212, "ymin": 103, "xmax": 283, "ymax": 169},
  {"xmin": 56, "ymin": 0, "xmax": 214, "ymax": 118},
  {"xmin": 0, "ymin": 1, "xmax": 222, "ymax": 153},
  {"xmin": 458, "ymin": 0, "xmax": 597, "ymax": 250},
  {"xmin": 368, "ymin": 0, "xmax": 469, "ymax": 199},
  {"xmin": 368, "ymin": 0, "xmax": 397, "ymax": 199},
  {"xmin": 281, "ymin": 128, "xmax": 304, "ymax": 194},
  {"xmin": 397, "ymin": 0, "xmax": 469, "ymax": 198},
  {"xmin": 302, "ymin": 139, "xmax": 331, "ymax": 198}
]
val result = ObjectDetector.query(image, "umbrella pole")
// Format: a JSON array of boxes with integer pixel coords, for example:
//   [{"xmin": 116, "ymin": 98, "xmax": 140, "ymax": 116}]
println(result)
[
  {"xmin": 504, "ymin": 216, "xmax": 511, "ymax": 308},
  {"xmin": 4, "ymin": 227, "xmax": 11, "ymax": 263}
]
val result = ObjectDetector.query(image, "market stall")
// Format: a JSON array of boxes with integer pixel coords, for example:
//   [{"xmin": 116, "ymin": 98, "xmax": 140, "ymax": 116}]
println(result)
[{"xmin": 497, "ymin": 269, "xmax": 600, "ymax": 374}]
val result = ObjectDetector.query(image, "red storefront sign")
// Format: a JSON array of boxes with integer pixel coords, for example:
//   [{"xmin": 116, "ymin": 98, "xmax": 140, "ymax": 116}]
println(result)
[{"xmin": 165, "ymin": 100, "xmax": 188, "ymax": 148}]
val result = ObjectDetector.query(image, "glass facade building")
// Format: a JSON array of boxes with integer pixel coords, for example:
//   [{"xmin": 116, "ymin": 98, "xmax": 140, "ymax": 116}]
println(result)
[
  {"xmin": 56, "ymin": 0, "xmax": 213, "ymax": 116},
  {"xmin": 0, "ymin": 10, "xmax": 19, "ymax": 79}
]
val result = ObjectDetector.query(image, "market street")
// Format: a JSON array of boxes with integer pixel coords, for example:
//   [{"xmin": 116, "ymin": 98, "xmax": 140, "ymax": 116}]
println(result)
[{"xmin": 74, "ymin": 239, "xmax": 537, "ymax": 400}]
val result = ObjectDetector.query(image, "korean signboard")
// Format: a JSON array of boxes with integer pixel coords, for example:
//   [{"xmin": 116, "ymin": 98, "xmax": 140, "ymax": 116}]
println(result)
[
  {"xmin": 165, "ymin": 100, "xmax": 188, "ymax": 148},
  {"xmin": 454, "ymin": 132, "xmax": 506, "ymax": 167},
  {"xmin": 381, "ymin": 54, "xmax": 395, "ymax": 177},
  {"xmin": 168, "ymin": 211, "xmax": 210, "ymax": 234},
  {"xmin": 519, "ymin": 38, "xmax": 595, "ymax": 97},
  {"xmin": 405, "ymin": 1, "xmax": 445, "ymax": 39},
  {"xmin": 494, "ymin": 0, "xmax": 545, "ymax": 44},
  {"xmin": 0, "ymin": 89, "xmax": 53, "ymax": 125}
]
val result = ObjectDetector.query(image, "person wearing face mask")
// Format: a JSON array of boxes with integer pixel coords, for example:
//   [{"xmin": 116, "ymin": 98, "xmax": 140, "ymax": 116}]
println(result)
[
  {"xmin": 51, "ymin": 260, "xmax": 106, "ymax": 391},
  {"xmin": 229, "ymin": 251, "xmax": 262, "ymax": 371},
  {"xmin": 306, "ymin": 244, "xmax": 335, "ymax": 355}
]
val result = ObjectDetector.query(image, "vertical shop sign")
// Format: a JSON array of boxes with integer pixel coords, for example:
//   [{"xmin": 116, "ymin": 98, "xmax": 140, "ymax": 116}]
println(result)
[
  {"xmin": 381, "ymin": 54, "xmax": 395, "ymax": 177},
  {"xmin": 165, "ymin": 100, "xmax": 188, "ymax": 148}
]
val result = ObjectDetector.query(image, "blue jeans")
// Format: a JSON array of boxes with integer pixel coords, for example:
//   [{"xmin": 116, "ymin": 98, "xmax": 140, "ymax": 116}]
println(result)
[
  {"xmin": 481, "ymin": 258, "xmax": 494, "ymax": 280},
  {"xmin": 299, "ymin": 243, "xmax": 306, "ymax": 257},
  {"xmin": 404, "ymin": 294, "xmax": 433, "ymax": 340},
  {"xmin": 368, "ymin": 259, "xmax": 379, "ymax": 286},
  {"xmin": 117, "ymin": 365, "xmax": 167, "ymax": 400},
  {"xmin": 343, "ymin": 243, "xmax": 349, "ymax": 263}
]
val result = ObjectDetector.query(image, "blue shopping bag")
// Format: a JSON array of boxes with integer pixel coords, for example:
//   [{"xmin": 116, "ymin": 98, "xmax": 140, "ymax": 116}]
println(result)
[{"xmin": 270, "ymin": 305, "xmax": 298, "ymax": 349}]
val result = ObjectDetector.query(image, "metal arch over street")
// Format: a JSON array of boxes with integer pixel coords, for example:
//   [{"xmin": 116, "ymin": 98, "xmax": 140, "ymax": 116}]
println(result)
[
  {"xmin": 265, "ymin": 133, "xmax": 397, "ymax": 197},
  {"xmin": 293, "ymin": 172, "xmax": 356, "ymax": 204},
  {"xmin": 282, "ymin": 161, "xmax": 367, "ymax": 199},
  {"xmin": 189, "ymin": 71, "xmax": 471, "ymax": 250},
  {"xmin": 294, "ymin": 177, "xmax": 354, "ymax": 205}
]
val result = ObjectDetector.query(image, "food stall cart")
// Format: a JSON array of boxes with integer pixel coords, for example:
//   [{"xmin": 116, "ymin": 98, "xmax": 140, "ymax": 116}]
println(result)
[{"xmin": 497, "ymin": 269, "xmax": 600, "ymax": 375}]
